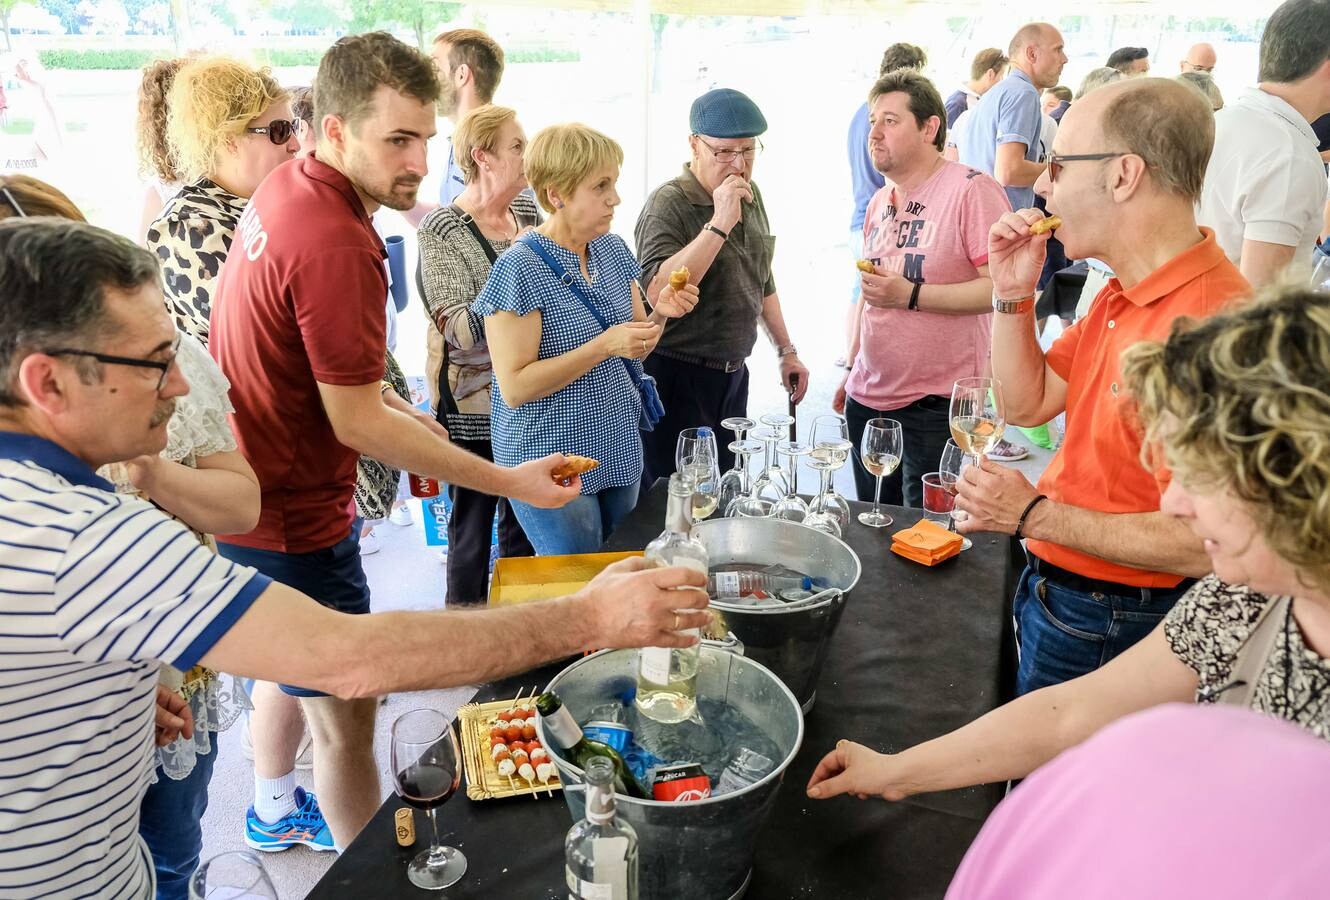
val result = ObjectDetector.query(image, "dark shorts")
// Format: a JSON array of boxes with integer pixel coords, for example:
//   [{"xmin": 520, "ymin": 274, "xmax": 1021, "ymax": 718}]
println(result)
[{"xmin": 217, "ymin": 528, "xmax": 370, "ymax": 698}]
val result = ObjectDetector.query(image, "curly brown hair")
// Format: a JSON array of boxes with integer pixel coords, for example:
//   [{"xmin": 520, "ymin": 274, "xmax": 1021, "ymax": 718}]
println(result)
[
  {"xmin": 0, "ymin": 174, "xmax": 86, "ymax": 221},
  {"xmin": 136, "ymin": 57, "xmax": 186, "ymax": 183},
  {"xmin": 1122, "ymin": 285, "xmax": 1330, "ymax": 594}
]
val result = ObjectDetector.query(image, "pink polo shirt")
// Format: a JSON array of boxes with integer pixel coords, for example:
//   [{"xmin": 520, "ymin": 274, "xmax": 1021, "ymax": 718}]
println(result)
[{"xmin": 845, "ymin": 161, "xmax": 1011, "ymax": 411}]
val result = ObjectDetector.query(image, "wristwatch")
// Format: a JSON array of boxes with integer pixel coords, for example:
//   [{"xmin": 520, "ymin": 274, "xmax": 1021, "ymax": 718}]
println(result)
[
  {"xmin": 776, "ymin": 343, "xmax": 798, "ymax": 358},
  {"xmin": 992, "ymin": 294, "xmax": 1035, "ymax": 315},
  {"xmin": 703, "ymin": 223, "xmax": 729, "ymax": 241}
]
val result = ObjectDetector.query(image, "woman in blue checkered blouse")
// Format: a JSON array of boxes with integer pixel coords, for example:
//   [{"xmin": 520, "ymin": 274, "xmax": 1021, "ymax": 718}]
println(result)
[{"xmin": 475, "ymin": 123, "xmax": 699, "ymax": 555}]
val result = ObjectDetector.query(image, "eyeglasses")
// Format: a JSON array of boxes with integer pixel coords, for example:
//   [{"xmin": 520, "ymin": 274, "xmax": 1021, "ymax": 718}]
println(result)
[
  {"xmin": 245, "ymin": 119, "xmax": 300, "ymax": 146},
  {"xmin": 1184, "ymin": 63, "xmax": 1215, "ymax": 73},
  {"xmin": 43, "ymin": 333, "xmax": 182, "ymax": 393},
  {"xmin": 694, "ymin": 135, "xmax": 762, "ymax": 164},
  {"xmin": 1047, "ymin": 152, "xmax": 1130, "ymax": 183}
]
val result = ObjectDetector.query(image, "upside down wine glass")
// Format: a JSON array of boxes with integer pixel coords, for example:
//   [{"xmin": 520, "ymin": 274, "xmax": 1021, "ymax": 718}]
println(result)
[
  {"xmin": 771, "ymin": 440, "xmax": 811, "ymax": 522},
  {"xmin": 857, "ymin": 418, "xmax": 903, "ymax": 528},
  {"xmin": 724, "ymin": 440, "xmax": 771, "ymax": 517}
]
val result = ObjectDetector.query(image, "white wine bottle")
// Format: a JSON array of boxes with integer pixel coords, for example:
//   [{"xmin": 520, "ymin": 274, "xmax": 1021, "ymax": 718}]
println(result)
[
  {"xmin": 565, "ymin": 756, "xmax": 640, "ymax": 899},
  {"xmin": 635, "ymin": 472, "xmax": 709, "ymax": 724}
]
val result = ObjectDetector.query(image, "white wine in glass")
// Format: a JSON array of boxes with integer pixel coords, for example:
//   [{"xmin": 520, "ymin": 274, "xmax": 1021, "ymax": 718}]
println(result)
[
  {"xmin": 949, "ymin": 377, "xmax": 1006, "ymax": 467},
  {"xmin": 857, "ymin": 418, "xmax": 903, "ymax": 528}
]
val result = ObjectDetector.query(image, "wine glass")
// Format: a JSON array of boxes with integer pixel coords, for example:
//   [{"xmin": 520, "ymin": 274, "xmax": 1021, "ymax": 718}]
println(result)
[
  {"xmin": 720, "ymin": 439, "xmax": 761, "ymax": 516},
  {"xmin": 752, "ymin": 415, "xmax": 793, "ymax": 500},
  {"xmin": 771, "ymin": 440, "xmax": 810, "ymax": 522},
  {"xmin": 680, "ymin": 453, "xmax": 721, "ymax": 521},
  {"xmin": 857, "ymin": 418, "xmax": 903, "ymax": 528},
  {"xmin": 921, "ymin": 471, "xmax": 971, "ymax": 551},
  {"xmin": 720, "ymin": 416, "xmax": 756, "ymax": 441},
  {"xmin": 938, "ymin": 438, "xmax": 973, "ymax": 531},
  {"xmin": 805, "ymin": 415, "xmax": 853, "ymax": 533},
  {"xmin": 391, "ymin": 709, "xmax": 466, "ymax": 891},
  {"xmin": 189, "ymin": 851, "xmax": 278, "ymax": 899},
  {"xmin": 949, "ymin": 377, "xmax": 1006, "ymax": 468},
  {"xmin": 728, "ymin": 439, "xmax": 774, "ymax": 518},
  {"xmin": 675, "ymin": 426, "xmax": 719, "ymax": 473}
]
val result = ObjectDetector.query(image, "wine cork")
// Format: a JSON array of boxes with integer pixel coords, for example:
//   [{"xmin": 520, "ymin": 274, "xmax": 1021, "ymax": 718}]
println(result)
[{"xmin": 394, "ymin": 808, "xmax": 416, "ymax": 847}]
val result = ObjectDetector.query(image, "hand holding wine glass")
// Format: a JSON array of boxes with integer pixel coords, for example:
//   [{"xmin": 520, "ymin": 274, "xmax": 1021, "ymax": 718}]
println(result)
[
  {"xmin": 391, "ymin": 709, "xmax": 467, "ymax": 891},
  {"xmin": 857, "ymin": 418, "xmax": 902, "ymax": 528}
]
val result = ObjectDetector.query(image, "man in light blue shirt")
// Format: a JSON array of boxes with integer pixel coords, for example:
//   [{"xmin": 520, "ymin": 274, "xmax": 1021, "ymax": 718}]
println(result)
[{"xmin": 958, "ymin": 22, "xmax": 1068, "ymax": 211}]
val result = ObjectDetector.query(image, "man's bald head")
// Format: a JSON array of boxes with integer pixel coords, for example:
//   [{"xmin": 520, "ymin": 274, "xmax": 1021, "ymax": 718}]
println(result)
[
  {"xmin": 1008, "ymin": 22, "xmax": 1052, "ymax": 58},
  {"xmin": 1061, "ymin": 77, "xmax": 1215, "ymax": 203},
  {"xmin": 1182, "ymin": 42, "xmax": 1218, "ymax": 73}
]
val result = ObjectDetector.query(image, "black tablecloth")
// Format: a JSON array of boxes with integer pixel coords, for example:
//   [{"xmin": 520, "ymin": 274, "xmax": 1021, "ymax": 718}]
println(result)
[{"xmin": 310, "ymin": 488, "xmax": 1018, "ymax": 900}]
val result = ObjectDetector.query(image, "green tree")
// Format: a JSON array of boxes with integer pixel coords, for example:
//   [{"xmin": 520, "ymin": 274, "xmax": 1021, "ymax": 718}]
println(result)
[
  {"xmin": 38, "ymin": 0, "xmax": 80, "ymax": 34},
  {"xmin": 1, "ymin": 0, "xmax": 34, "ymax": 50},
  {"xmin": 348, "ymin": 0, "xmax": 458, "ymax": 51}
]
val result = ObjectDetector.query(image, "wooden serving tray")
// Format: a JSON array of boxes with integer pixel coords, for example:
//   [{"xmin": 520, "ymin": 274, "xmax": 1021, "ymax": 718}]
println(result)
[{"xmin": 458, "ymin": 697, "xmax": 562, "ymax": 801}]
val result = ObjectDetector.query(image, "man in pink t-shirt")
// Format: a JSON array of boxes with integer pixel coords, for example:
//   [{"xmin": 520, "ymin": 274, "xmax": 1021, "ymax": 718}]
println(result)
[{"xmin": 836, "ymin": 69, "xmax": 1011, "ymax": 508}]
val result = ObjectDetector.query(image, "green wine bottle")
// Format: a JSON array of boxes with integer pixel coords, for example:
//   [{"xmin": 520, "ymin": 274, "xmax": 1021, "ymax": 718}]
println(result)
[{"xmin": 536, "ymin": 692, "xmax": 647, "ymax": 799}]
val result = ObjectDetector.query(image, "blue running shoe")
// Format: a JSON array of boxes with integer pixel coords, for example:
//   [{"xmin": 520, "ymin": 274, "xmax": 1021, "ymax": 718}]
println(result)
[{"xmin": 244, "ymin": 787, "xmax": 335, "ymax": 852}]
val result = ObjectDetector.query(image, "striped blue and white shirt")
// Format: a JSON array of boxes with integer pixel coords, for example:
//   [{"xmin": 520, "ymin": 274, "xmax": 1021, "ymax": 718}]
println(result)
[{"xmin": 0, "ymin": 432, "xmax": 270, "ymax": 900}]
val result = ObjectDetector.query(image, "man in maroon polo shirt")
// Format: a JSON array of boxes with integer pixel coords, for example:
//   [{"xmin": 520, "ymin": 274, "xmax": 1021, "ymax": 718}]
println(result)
[{"xmin": 211, "ymin": 32, "xmax": 579, "ymax": 849}]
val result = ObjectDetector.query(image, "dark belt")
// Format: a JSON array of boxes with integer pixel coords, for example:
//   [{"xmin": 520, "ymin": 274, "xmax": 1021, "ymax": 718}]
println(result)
[
  {"xmin": 654, "ymin": 349, "xmax": 746, "ymax": 374},
  {"xmin": 1027, "ymin": 552, "xmax": 1196, "ymax": 603}
]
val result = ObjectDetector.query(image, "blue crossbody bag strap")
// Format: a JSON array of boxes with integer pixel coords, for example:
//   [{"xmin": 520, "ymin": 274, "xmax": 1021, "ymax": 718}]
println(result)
[{"xmin": 518, "ymin": 233, "xmax": 665, "ymax": 430}]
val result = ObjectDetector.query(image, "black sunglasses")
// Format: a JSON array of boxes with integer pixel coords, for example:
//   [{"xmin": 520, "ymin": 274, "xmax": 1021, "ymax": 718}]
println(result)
[
  {"xmin": 43, "ymin": 333, "xmax": 182, "ymax": 394},
  {"xmin": 245, "ymin": 119, "xmax": 300, "ymax": 146},
  {"xmin": 1047, "ymin": 152, "xmax": 1130, "ymax": 183}
]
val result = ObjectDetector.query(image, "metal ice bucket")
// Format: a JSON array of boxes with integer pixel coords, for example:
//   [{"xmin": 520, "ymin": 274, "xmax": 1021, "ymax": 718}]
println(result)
[
  {"xmin": 693, "ymin": 518, "xmax": 861, "ymax": 712},
  {"xmin": 538, "ymin": 647, "xmax": 803, "ymax": 900}
]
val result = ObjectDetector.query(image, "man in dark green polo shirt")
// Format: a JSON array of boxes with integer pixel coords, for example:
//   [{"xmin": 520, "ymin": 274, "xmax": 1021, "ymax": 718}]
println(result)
[{"xmin": 635, "ymin": 88, "xmax": 809, "ymax": 483}]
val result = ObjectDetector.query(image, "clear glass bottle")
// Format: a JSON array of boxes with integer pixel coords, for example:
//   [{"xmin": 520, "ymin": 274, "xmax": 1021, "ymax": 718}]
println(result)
[
  {"xmin": 635, "ymin": 472, "xmax": 709, "ymax": 724},
  {"xmin": 565, "ymin": 756, "xmax": 640, "ymax": 900}
]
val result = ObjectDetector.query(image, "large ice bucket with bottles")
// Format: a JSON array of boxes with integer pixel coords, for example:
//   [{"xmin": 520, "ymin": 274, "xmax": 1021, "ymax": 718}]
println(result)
[
  {"xmin": 693, "ymin": 518, "xmax": 860, "ymax": 712},
  {"xmin": 539, "ymin": 646, "xmax": 803, "ymax": 900}
]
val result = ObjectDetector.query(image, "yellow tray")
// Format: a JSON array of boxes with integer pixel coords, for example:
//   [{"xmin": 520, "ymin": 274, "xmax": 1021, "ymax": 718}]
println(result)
[
  {"xmin": 488, "ymin": 551, "xmax": 643, "ymax": 607},
  {"xmin": 458, "ymin": 697, "xmax": 562, "ymax": 801}
]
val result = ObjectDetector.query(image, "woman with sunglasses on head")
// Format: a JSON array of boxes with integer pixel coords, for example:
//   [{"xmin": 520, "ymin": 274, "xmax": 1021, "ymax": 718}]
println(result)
[
  {"xmin": 0, "ymin": 174, "xmax": 264, "ymax": 900},
  {"xmin": 147, "ymin": 57, "xmax": 298, "ymax": 347}
]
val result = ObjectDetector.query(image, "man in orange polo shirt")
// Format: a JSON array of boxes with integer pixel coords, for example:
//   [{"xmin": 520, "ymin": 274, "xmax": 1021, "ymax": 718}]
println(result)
[{"xmin": 955, "ymin": 77, "xmax": 1250, "ymax": 694}]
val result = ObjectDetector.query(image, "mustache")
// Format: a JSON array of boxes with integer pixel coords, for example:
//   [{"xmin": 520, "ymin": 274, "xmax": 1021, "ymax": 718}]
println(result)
[
  {"xmin": 395, "ymin": 176, "xmax": 422, "ymax": 189},
  {"xmin": 149, "ymin": 400, "xmax": 176, "ymax": 428}
]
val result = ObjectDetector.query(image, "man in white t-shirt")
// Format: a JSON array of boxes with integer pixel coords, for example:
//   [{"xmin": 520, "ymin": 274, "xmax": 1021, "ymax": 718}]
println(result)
[
  {"xmin": 1197, "ymin": 0, "xmax": 1330, "ymax": 285},
  {"xmin": 0, "ymin": 218, "xmax": 709, "ymax": 899}
]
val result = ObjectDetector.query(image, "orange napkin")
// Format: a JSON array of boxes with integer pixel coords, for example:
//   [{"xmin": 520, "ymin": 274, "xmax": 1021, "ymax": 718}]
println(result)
[{"xmin": 891, "ymin": 519, "xmax": 964, "ymax": 566}]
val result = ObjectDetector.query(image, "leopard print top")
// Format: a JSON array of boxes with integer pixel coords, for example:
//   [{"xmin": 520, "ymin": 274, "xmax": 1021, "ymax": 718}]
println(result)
[
  {"xmin": 146, "ymin": 179, "xmax": 246, "ymax": 348},
  {"xmin": 1164, "ymin": 574, "xmax": 1330, "ymax": 739}
]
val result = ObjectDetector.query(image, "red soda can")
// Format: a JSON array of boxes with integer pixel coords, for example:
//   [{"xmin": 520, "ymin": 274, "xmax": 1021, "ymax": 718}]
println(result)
[
  {"xmin": 408, "ymin": 473, "xmax": 439, "ymax": 498},
  {"xmin": 652, "ymin": 763, "xmax": 712, "ymax": 802}
]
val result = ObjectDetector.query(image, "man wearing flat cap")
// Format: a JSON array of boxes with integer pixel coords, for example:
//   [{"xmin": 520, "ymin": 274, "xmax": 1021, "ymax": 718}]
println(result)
[{"xmin": 635, "ymin": 88, "xmax": 809, "ymax": 483}]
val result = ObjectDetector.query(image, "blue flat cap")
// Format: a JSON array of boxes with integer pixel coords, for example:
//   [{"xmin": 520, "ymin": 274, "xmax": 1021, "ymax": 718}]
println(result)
[{"xmin": 689, "ymin": 88, "xmax": 767, "ymax": 138}]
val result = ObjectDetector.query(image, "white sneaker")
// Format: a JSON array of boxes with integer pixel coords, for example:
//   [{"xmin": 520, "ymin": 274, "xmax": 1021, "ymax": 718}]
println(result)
[
  {"xmin": 388, "ymin": 504, "xmax": 413, "ymax": 527},
  {"xmin": 240, "ymin": 718, "xmax": 314, "ymax": 770},
  {"xmin": 359, "ymin": 530, "xmax": 381, "ymax": 555}
]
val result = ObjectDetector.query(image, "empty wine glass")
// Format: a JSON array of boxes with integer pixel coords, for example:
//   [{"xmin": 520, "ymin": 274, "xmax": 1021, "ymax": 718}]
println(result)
[
  {"xmin": 858, "ymin": 418, "xmax": 903, "ymax": 528},
  {"xmin": 720, "ymin": 439, "xmax": 761, "ymax": 516},
  {"xmin": 391, "ymin": 709, "xmax": 466, "ymax": 891},
  {"xmin": 939, "ymin": 438, "xmax": 972, "ymax": 530},
  {"xmin": 720, "ymin": 416, "xmax": 756, "ymax": 441},
  {"xmin": 771, "ymin": 440, "xmax": 810, "ymax": 522},
  {"xmin": 680, "ymin": 453, "xmax": 721, "ymax": 521},
  {"xmin": 751, "ymin": 426, "xmax": 789, "ymax": 504},
  {"xmin": 729, "ymin": 440, "xmax": 774, "ymax": 518},
  {"xmin": 676, "ymin": 426, "xmax": 719, "ymax": 473},
  {"xmin": 949, "ymin": 377, "xmax": 1006, "ymax": 468},
  {"xmin": 189, "ymin": 851, "xmax": 277, "ymax": 900}
]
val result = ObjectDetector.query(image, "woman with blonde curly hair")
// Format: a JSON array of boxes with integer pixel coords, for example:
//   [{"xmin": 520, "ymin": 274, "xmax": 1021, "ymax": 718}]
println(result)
[
  {"xmin": 135, "ymin": 57, "xmax": 186, "ymax": 242},
  {"xmin": 806, "ymin": 284, "xmax": 1330, "ymax": 809},
  {"xmin": 146, "ymin": 57, "xmax": 297, "ymax": 345}
]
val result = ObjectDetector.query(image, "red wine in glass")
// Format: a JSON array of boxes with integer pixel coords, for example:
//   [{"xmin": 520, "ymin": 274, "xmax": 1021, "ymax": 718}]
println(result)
[{"xmin": 391, "ymin": 710, "xmax": 467, "ymax": 891}]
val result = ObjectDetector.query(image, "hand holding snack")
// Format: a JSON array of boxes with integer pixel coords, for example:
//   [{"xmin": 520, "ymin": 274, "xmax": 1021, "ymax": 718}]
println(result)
[
  {"xmin": 1028, "ymin": 215, "xmax": 1062, "ymax": 236},
  {"xmin": 855, "ymin": 258, "xmax": 876, "ymax": 274},
  {"xmin": 669, "ymin": 265, "xmax": 690, "ymax": 289},
  {"xmin": 550, "ymin": 455, "xmax": 599, "ymax": 486}
]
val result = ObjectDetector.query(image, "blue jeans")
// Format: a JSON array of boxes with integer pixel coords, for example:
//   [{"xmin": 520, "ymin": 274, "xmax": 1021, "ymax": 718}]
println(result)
[
  {"xmin": 510, "ymin": 484, "xmax": 639, "ymax": 556},
  {"xmin": 138, "ymin": 740, "xmax": 218, "ymax": 900},
  {"xmin": 1013, "ymin": 562, "xmax": 1183, "ymax": 695}
]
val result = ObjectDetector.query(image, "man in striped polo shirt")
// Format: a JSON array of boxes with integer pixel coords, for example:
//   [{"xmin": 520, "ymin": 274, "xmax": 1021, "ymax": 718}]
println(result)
[{"xmin": 0, "ymin": 218, "xmax": 708, "ymax": 899}]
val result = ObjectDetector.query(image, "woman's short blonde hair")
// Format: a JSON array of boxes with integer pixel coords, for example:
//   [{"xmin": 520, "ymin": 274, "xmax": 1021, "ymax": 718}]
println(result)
[
  {"xmin": 454, "ymin": 104, "xmax": 517, "ymax": 184},
  {"xmin": 525, "ymin": 123, "xmax": 624, "ymax": 215},
  {"xmin": 1122, "ymin": 285, "xmax": 1330, "ymax": 593},
  {"xmin": 167, "ymin": 57, "xmax": 285, "ymax": 183}
]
